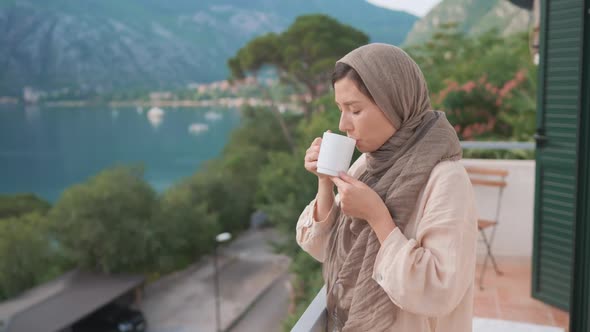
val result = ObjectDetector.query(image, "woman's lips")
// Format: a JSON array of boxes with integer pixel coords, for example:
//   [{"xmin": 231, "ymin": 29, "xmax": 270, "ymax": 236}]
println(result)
[{"xmin": 347, "ymin": 136, "xmax": 359, "ymax": 145}]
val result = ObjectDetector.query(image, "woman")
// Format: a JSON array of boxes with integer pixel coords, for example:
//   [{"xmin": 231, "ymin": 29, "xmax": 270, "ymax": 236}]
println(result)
[{"xmin": 296, "ymin": 43, "xmax": 478, "ymax": 332}]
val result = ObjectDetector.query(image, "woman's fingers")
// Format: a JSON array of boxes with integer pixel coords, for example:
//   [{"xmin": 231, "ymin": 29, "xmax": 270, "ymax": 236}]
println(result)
[
  {"xmin": 307, "ymin": 161, "xmax": 317, "ymax": 170},
  {"xmin": 306, "ymin": 144, "xmax": 320, "ymax": 155},
  {"xmin": 304, "ymin": 136, "xmax": 323, "ymax": 175},
  {"xmin": 305, "ymin": 147, "xmax": 320, "ymax": 161},
  {"xmin": 306, "ymin": 151, "xmax": 319, "ymax": 162},
  {"xmin": 304, "ymin": 161, "xmax": 318, "ymax": 172},
  {"xmin": 330, "ymin": 176, "xmax": 348, "ymax": 190}
]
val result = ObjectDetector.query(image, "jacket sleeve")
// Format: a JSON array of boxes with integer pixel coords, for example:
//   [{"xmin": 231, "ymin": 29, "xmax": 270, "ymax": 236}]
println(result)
[
  {"xmin": 371, "ymin": 161, "xmax": 478, "ymax": 317},
  {"xmin": 295, "ymin": 154, "xmax": 366, "ymax": 263},
  {"xmin": 295, "ymin": 194, "xmax": 340, "ymax": 262}
]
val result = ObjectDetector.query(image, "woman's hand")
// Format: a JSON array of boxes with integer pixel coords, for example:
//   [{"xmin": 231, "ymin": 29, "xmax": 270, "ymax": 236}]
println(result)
[
  {"xmin": 330, "ymin": 172, "xmax": 385, "ymax": 221},
  {"xmin": 331, "ymin": 172, "xmax": 397, "ymax": 243},
  {"xmin": 304, "ymin": 131, "xmax": 331, "ymax": 180}
]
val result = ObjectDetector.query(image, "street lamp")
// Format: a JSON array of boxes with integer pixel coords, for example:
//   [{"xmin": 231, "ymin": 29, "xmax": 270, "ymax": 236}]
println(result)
[{"xmin": 214, "ymin": 232, "xmax": 232, "ymax": 332}]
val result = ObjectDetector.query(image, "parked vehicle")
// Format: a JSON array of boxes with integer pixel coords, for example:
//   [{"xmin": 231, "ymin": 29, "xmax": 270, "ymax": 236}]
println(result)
[{"xmin": 71, "ymin": 304, "xmax": 146, "ymax": 332}]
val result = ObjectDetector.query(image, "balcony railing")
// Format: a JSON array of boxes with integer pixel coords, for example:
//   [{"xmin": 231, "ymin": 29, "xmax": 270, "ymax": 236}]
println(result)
[
  {"xmin": 291, "ymin": 285, "xmax": 326, "ymax": 332},
  {"xmin": 459, "ymin": 141, "xmax": 534, "ymax": 150}
]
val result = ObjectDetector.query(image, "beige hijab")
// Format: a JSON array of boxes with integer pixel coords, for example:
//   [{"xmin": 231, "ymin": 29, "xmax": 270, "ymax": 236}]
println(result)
[{"xmin": 323, "ymin": 44, "xmax": 462, "ymax": 331}]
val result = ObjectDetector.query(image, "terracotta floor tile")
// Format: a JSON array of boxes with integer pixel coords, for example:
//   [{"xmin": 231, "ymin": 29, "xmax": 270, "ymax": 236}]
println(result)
[
  {"xmin": 496, "ymin": 288, "xmax": 546, "ymax": 309},
  {"xmin": 473, "ymin": 297, "xmax": 496, "ymax": 307},
  {"xmin": 473, "ymin": 301, "xmax": 501, "ymax": 319},
  {"xmin": 551, "ymin": 308, "xmax": 570, "ymax": 328},
  {"xmin": 472, "ymin": 256, "xmax": 570, "ymax": 330},
  {"xmin": 499, "ymin": 305, "xmax": 554, "ymax": 326}
]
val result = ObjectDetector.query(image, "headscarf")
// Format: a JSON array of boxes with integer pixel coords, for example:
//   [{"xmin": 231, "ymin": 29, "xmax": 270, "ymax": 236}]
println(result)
[{"xmin": 322, "ymin": 43, "xmax": 462, "ymax": 331}]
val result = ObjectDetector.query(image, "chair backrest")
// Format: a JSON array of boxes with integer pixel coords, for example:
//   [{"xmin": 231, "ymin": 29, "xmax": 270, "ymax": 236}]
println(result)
[
  {"xmin": 465, "ymin": 166, "xmax": 509, "ymax": 224},
  {"xmin": 465, "ymin": 166, "xmax": 508, "ymax": 187}
]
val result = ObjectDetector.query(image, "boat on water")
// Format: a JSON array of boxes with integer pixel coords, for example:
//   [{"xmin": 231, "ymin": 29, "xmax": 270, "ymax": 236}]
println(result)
[{"xmin": 188, "ymin": 123, "xmax": 209, "ymax": 135}]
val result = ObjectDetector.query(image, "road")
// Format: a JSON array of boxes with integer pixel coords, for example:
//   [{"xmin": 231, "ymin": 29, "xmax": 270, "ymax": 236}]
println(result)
[
  {"xmin": 142, "ymin": 228, "xmax": 290, "ymax": 332},
  {"xmin": 228, "ymin": 272, "xmax": 292, "ymax": 332}
]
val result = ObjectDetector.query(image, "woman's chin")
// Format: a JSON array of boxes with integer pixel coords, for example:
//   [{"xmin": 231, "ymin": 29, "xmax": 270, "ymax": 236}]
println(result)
[
  {"xmin": 356, "ymin": 140, "xmax": 381, "ymax": 153},
  {"xmin": 357, "ymin": 143, "xmax": 379, "ymax": 154},
  {"xmin": 356, "ymin": 144, "xmax": 368, "ymax": 153}
]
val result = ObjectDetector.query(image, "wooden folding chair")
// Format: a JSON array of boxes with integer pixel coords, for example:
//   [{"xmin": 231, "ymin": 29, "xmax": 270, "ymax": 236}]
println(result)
[{"xmin": 465, "ymin": 166, "xmax": 509, "ymax": 290}]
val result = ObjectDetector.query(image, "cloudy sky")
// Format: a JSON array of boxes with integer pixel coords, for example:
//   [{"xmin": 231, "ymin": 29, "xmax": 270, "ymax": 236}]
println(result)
[{"xmin": 366, "ymin": 0, "xmax": 443, "ymax": 16}]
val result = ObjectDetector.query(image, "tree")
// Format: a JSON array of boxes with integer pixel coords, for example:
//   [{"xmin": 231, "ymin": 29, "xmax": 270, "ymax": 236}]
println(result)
[
  {"xmin": 187, "ymin": 106, "xmax": 295, "ymax": 233},
  {"xmin": 228, "ymin": 14, "xmax": 369, "ymax": 149},
  {"xmin": 0, "ymin": 212, "xmax": 62, "ymax": 300},
  {"xmin": 279, "ymin": 15, "xmax": 368, "ymax": 103},
  {"xmin": 229, "ymin": 32, "xmax": 296, "ymax": 151},
  {"xmin": 406, "ymin": 24, "xmax": 537, "ymax": 144},
  {"xmin": 185, "ymin": 164, "xmax": 252, "ymax": 234},
  {"xmin": 49, "ymin": 166, "xmax": 158, "ymax": 273},
  {"xmin": 0, "ymin": 193, "xmax": 50, "ymax": 219},
  {"xmin": 153, "ymin": 182, "xmax": 220, "ymax": 272},
  {"xmin": 407, "ymin": 24, "xmax": 533, "ymax": 94},
  {"xmin": 434, "ymin": 68, "xmax": 535, "ymax": 141}
]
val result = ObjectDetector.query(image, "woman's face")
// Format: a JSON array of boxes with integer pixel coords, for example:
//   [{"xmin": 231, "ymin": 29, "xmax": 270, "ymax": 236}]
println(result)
[{"xmin": 334, "ymin": 77, "xmax": 397, "ymax": 153}]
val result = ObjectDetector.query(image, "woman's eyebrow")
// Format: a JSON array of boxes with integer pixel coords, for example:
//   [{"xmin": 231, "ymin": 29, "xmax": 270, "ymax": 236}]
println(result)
[{"xmin": 339, "ymin": 101, "xmax": 361, "ymax": 106}]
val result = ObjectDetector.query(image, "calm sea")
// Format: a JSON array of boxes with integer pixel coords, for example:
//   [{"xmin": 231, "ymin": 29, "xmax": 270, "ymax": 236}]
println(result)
[{"xmin": 0, "ymin": 105, "xmax": 241, "ymax": 202}]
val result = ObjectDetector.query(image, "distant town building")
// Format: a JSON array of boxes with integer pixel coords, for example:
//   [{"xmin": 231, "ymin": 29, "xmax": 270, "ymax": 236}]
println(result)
[
  {"xmin": 0, "ymin": 97, "xmax": 18, "ymax": 104},
  {"xmin": 149, "ymin": 91, "xmax": 173, "ymax": 101},
  {"xmin": 23, "ymin": 87, "xmax": 44, "ymax": 104}
]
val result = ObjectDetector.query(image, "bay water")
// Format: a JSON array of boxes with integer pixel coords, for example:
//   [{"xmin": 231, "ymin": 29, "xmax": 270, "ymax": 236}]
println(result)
[{"xmin": 0, "ymin": 105, "xmax": 241, "ymax": 202}]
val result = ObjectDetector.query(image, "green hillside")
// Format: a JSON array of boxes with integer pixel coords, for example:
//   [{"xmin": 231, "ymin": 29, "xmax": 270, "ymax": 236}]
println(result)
[
  {"xmin": 403, "ymin": 0, "xmax": 531, "ymax": 46},
  {"xmin": 0, "ymin": 0, "xmax": 417, "ymax": 96}
]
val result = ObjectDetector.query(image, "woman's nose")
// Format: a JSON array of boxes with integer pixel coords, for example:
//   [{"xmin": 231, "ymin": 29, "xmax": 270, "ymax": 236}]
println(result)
[{"xmin": 339, "ymin": 112, "xmax": 352, "ymax": 132}]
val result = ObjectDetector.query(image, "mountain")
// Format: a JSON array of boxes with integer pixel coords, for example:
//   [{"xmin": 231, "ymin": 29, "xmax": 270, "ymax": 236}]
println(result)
[
  {"xmin": 403, "ymin": 0, "xmax": 531, "ymax": 46},
  {"xmin": 0, "ymin": 0, "xmax": 417, "ymax": 96}
]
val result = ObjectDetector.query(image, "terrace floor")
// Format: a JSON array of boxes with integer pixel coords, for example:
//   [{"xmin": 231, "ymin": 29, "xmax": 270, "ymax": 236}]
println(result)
[{"xmin": 474, "ymin": 256, "xmax": 569, "ymax": 331}]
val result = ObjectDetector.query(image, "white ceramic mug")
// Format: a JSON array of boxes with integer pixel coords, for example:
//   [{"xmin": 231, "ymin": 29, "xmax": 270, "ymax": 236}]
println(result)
[{"xmin": 317, "ymin": 132, "xmax": 356, "ymax": 177}]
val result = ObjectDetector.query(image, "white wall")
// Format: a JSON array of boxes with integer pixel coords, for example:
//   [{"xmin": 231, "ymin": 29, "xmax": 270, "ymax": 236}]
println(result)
[{"xmin": 461, "ymin": 159, "xmax": 535, "ymax": 258}]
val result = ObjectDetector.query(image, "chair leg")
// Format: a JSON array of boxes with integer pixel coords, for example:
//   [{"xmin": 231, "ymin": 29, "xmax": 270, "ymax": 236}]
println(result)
[
  {"xmin": 487, "ymin": 225, "xmax": 503, "ymax": 276},
  {"xmin": 479, "ymin": 229, "xmax": 503, "ymax": 290},
  {"xmin": 478, "ymin": 244, "xmax": 489, "ymax": 290},
  {"xmin": 481, "ymin": 228, "xmax": 503, "ymax": 276},
  {"xmin": 488, "ymin": 251, "xmax": 503, "ymax": 276}
]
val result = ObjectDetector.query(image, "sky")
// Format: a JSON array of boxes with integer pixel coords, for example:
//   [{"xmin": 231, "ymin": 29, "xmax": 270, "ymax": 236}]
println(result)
[{"xmin": 366, "ymin": 0, "xmax": 443, "ymax": 17}]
